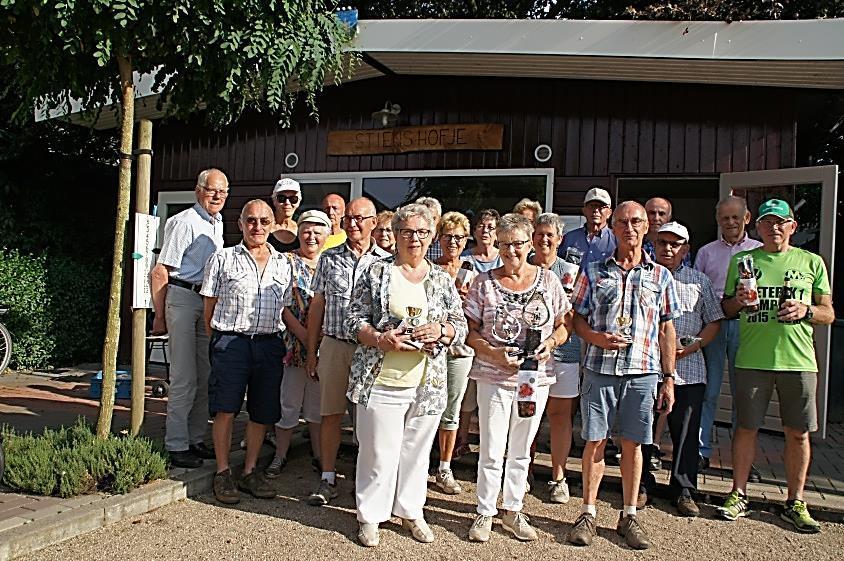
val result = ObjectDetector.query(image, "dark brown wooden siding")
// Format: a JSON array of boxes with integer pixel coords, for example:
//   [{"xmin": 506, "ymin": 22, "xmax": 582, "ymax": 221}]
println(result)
[{"xmin": 153, "ymin": 75, "xmax": 798, "ymax": 218}]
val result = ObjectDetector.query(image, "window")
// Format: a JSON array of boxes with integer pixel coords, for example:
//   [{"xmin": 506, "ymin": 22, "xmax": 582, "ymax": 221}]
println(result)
[
  {"xmin": 294, "ymin": 181, "xmax": 351, "ymax": 216},
  {"xmin": 363, "ymin": 175, "xmax": 547, "ymax": 221}
]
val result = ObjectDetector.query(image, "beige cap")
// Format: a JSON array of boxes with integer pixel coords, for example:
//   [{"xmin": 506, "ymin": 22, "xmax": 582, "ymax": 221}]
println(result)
[
  {"xmin": 584, "ymin": 187, "xmax": 611, "ymax": 206},
  {"xmin": 298, "ymin": 209, "xmax": 331, "ymax": 229}
]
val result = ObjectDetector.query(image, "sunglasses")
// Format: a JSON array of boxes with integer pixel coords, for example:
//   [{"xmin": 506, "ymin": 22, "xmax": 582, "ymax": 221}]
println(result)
[
  {"xmin": 275, "ymin": 194, "xmax": 300, "ymax": 204},
  {"xmin": 244, "ymin": 217, "xmax": 273, "ymax": 227}
]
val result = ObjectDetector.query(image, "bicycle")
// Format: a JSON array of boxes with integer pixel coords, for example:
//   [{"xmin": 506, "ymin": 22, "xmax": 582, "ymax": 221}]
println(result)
[{"xmin": 0, "ymin": 303, "xmax": 11, "ymax": 375}]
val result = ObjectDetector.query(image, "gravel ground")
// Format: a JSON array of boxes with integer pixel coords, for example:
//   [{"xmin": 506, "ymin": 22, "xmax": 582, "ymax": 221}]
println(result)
[{"xmin": 21, "ymin": 452, "xmax": 844, "ymax": 561}]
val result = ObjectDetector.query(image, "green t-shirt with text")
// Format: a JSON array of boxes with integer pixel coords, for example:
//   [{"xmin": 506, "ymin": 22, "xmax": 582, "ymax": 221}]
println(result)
[{"xmin": 724, "ymin": 247, "xmax": 830, "ymax": 372}]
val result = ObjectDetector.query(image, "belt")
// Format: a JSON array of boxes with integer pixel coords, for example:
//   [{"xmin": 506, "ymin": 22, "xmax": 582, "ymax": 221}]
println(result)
[
  {"xmin": 168, "ymin": 278, "xmax": 202, "ymax": 293},
  {"xmin": 215, "ymin": 330, "xmax": 281, "ymax": 341}
]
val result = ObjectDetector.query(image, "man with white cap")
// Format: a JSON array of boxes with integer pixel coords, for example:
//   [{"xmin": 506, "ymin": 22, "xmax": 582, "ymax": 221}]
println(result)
[
  {"xmin": 717, "ymin": 199, "xmax": 834, "ymax": 533},
  {"xmin": 269, "ymin": 177, "xmax": 302, "ymax": 253},
  {"xmin": 559, "ymin": 186, "xmax": 616, "ymax": 266},
  {"xmin": 265, "ymin": 209, "xmax": 332, "ymax": 479},
  {"xmin": 646, "ymin": 221, "xmax": 723, "ymax": 517}
]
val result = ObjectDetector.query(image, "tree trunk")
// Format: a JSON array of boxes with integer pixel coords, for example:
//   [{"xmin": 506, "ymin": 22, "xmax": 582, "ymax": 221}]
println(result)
[{"xmin": 96, "ymin": 54, "xmax": 135, "ymax": 438}]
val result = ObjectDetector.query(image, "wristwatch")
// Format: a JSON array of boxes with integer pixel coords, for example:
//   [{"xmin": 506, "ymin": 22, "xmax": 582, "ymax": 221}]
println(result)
[
  {"xmin": 439, "ymin": 322, "xmax": 448, "ymax": 340},
  {"xmin": 802, "ymin": 306, "xmax": 814, "ymax": 323},
  {"xmin": 662, "ymin": 372, "xmax": 676, "ymax": 381}
]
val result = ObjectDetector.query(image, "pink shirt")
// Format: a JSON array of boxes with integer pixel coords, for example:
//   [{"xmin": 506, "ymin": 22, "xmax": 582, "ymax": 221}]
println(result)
[{"xmin": 694, "ymin": 234, "xmax": 763, "ymax": 299}]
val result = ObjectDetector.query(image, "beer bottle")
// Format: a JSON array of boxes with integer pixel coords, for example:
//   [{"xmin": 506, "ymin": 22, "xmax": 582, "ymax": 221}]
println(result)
[
  {"xmin": 737, "ymin": 254, "xmax": 760, "ymax": 313},
  {"xmin": 778, "ymin": 276, "xmax": 794, "ymax": 324}
]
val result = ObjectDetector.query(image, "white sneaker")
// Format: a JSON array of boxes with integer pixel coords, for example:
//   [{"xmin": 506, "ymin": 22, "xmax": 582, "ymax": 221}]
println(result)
[
  {"xmin": 469, "ymin": 514, "xmax": 493, "ymax": 542},
  {"xmin": 402, "ymin": 518, "xmax": 435, "ymax": 543},
  {"xmin": 358, "ymin": 523, "xmax": 380, "ymax": 547},
  {"xmin": 501, "ymin": 511, "xmax": 538, "ymax": 541},
  {"xmin": 548, "ymin": 478, "xmax": 570, "ymax": 504},
  {"xmin": 435, "ymin": 469, "xmax": 462, "ymax": 494}
]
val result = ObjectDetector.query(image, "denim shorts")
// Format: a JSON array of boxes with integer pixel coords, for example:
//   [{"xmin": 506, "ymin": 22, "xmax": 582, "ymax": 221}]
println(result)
[
  {"xmin": 209, "ymin": 331, "xmax": 285, "ymax": 425},
  {"xmin": 580, "ymin": 369, "xmax": 659, "ymax": 444}
]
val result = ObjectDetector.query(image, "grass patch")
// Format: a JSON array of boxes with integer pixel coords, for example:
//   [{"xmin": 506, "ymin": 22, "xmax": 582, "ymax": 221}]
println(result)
[{"xmin": 1, "ymin": 418, "xmax": 168, "ymax": 497}]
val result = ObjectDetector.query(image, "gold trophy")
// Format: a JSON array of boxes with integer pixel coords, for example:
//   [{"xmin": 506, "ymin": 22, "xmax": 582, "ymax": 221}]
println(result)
[
  {"xmin": 400, "ymin": 306, "xmax": 424, "ymax": 350},
  {"xmin": 615, "ymin": 315, "xmax": 633, "ymax": 344}
]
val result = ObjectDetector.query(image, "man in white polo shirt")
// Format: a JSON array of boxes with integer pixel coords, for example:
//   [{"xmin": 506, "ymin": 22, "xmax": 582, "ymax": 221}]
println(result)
[{"xmin": 150, "ymin": 168, "xmax": 228, "ymax": 469}]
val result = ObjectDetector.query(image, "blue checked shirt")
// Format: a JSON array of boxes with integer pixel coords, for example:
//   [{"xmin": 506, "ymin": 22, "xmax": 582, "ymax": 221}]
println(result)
[
  {"xmin": 310, "ymin": 241, "xmax": 390, "ymax": 340},
  {"xmin": 671, "ymin": 265, "xmax": 724, "ymax": 385},
  {"xmin": 157, "ymin": 203, "xmax": 224, "ymax": 285},
  {"xmin": 570, "ymin": 252, "xmax": 680, "ymax": 376},
  {"xmin": 201, "ymin": 243, "xmax": 293, "ymax": 335}
]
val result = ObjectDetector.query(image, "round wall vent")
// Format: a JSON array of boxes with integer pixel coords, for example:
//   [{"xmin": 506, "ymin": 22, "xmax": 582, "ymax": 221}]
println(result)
[
  {"xmin": 284, "ymin": 152, "xmax": 299, "ymax": 169},
  {"xmin": 534, "ymin": 144, "xmax": 552, "ymax": 163}
]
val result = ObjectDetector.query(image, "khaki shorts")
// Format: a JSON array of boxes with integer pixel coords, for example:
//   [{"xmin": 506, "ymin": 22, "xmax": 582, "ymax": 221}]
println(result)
[
  {"xmin": 317, "ymin": 336, "xmax": 356, "ymax": 416},
  {"xmin": 734, "ymin": 368, "xmax": 818, "ymax": 432}
]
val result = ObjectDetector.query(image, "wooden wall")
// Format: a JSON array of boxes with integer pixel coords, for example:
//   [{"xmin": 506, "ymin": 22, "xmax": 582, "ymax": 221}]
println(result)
[{"xmin": 153, "ymin": 75, "xmax": 798, "ymax": 216}]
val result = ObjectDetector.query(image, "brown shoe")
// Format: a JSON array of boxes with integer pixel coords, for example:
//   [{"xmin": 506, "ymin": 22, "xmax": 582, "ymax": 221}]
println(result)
[
  {"xmin": 676, "ymin": 495, "xmax": 700, "ymax": 517},
  {"xmin": 213, "ymin": 469, "xmax": 240, "ymax": 504},
  {"xmin": 238, "ymin": 470, "xmax": 276, "ymax": 499},
  {"xmin": 567, "ymin": 512, "xmax": 597, "ymax": 546},
  {"xmin": 637, "ymin": 487, "xmax": 648, "ymax": 508},
  {"xmin": 616, "ymin": 513, "xmax": 650, "ymax": 550}
]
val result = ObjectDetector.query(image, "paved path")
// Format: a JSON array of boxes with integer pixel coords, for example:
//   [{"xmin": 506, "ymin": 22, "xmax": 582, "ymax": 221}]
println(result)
[{"xmin": 1, "ymin": 366, "xmax": 843, "ymax": 552}]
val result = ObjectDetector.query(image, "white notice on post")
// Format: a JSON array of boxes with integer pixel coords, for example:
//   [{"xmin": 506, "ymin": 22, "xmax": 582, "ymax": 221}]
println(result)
[{"xmin": 133, "ymin": 213, "xmax": 160, "ymax": 309}]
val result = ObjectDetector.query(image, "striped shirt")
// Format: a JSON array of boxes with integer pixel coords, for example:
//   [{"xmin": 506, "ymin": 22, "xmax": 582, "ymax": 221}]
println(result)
[
  {"xmin": 201, "ymin": 243, "xmax": 292, "ymax": 335},
  {"xmin": 311, "ymin": 241, "xmax": 390, "ymax": 340},
  {"xmin": 157, "ymin": 203, "xmax": 224, "ymax": 284},
  {"xmin": 671, "ymin": 265, "xmax": 725, "ymax": 385},
  {"xmin": 570, "ymin": 252, "xmax": 680, "ymax": 376}
]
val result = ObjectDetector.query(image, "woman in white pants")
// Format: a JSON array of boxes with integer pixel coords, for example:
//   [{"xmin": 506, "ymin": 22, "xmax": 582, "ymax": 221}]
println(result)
[
  {"xmin": 345, "ymin": 203, "xmax": 468, "ymax": 547},
  {"xmin": 464, "ymin": 213, "xmax": 572, "ymax": 542}
]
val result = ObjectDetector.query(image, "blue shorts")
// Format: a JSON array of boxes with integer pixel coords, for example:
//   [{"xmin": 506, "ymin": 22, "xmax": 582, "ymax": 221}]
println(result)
[
  {"xmin": 580, "ymin": 370, "xmax": 658, "ymax": 444},
  {"xmin": 209, "ymin": 331, "xmax": 285, "ymax": 425}
]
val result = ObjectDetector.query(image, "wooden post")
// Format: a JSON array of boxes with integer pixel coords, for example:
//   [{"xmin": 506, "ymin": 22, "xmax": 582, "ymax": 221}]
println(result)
[{"xmin": 131, "ymin": 119, "xmax": 153, "ymax": 436}]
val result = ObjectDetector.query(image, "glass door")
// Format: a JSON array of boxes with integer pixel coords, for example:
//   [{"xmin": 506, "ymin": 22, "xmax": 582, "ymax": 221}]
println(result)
[{"xmin": 719, "ymin": 165, "xmax": 838, "ymax": 438}]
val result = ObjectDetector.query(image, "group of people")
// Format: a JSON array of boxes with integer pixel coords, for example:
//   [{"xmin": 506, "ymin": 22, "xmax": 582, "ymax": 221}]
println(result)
[{"xmin": 150, "ymin": 168, "xmax": 834, "ymax": 550}]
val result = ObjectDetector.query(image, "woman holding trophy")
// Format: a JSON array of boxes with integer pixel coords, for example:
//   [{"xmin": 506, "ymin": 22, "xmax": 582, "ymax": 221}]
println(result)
[
  {"xmin": 464, "ymin": 213, "xmax": 572, "ymax": 542},
  {"xmin": 346, "ymin": 203, "xmax": 468, "ymax": 547}
]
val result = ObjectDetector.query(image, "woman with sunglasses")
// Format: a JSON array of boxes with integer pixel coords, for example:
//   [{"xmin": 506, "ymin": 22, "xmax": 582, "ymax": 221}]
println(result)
[
  {"xmin": 268, "ymin": 177, "xmax": 302, "ymax": 253},
  {"xmin": 346, "ymin": 203, "xmax": 467, "ymax": 547},
  {"xmin": 464, "ymin": 213, "xmax": 571, "ymax": 543}
]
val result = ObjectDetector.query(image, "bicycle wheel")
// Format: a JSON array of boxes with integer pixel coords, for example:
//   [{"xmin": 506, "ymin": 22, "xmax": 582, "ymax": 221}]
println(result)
[{"xmin": 0, "ymin": 322, "xmax": 11, "ymax": 374}]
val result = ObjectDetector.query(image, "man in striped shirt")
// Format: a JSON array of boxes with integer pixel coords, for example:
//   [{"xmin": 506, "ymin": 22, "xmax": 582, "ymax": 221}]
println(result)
[
  {"xmin": 566, "ymin": 201, "xmax": 680, "ymax": 550},
  {"xmin": 201, "ymin": 200, "xmax": 293, "ymax": 505}
]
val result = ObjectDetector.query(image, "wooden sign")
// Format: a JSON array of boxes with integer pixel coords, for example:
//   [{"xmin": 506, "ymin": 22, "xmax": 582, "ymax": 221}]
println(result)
[{"xmin": 327, "ymin": 123, "xmax": 503, "ymax": 156}]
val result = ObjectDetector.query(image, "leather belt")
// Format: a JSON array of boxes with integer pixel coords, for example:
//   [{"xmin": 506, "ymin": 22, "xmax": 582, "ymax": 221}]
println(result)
[
  {"xmin": 215, "ymin": 330, "xmax": 282, "ymax": 341},
  {"xmin": 168, "ymin": 278, "xmax": 202, "ymax": 293}
]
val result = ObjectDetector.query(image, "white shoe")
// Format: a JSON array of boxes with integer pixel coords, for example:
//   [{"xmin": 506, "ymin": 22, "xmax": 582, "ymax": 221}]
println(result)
[
  {"xmin": 402, "ymin": 518, "xmax": 434, "ymax": 543},
  {"xmin": 469, "ymin": 514, "xmax": 493, "ymax": 542},
  {"xmin": 435, "ymin": 469, "xmax": 462, "ymax": 494},
  {"xmin": 358, "ymin": 523, "xmax": 380, "ymax": 547},
  {"xmin": 502, "ymin": 511, "xmax": 538, "ymax": 541},
  {"xmin": 548, "ymin": 478, "xmax": 570, "ymax": 504}
]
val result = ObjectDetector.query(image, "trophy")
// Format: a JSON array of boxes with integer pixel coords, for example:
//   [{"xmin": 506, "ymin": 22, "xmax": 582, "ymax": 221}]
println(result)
[
  {"xmin": 615, "ymin": 315, "xmax": 632, "ymax": 345},
  {"xmin": 491, "ymin": 304, "xmax": 522, "ymax": 357},
  {"xmin": 518, "ymin": 291, "xmax": 551, "ymax": 418},
  {"xmin": 396, "ymin": 305, "xmax": 424, "ymax": 350}
]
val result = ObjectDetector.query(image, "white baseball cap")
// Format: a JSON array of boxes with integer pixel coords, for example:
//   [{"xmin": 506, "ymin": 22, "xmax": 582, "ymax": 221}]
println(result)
[
  {"xmin": 584, "ymin": 187, "xmax": 611, "ymax": 206},
  {"xmin": 298, "ymin": 209, "xmax": 331, "ymax": 229},
  {"xmin": 658, "ymin": 221, "xmax": 690, "ymax": 243},
  {"xmin": 273, "ymin": 177, "xmax": 301, "ymax": 195}
]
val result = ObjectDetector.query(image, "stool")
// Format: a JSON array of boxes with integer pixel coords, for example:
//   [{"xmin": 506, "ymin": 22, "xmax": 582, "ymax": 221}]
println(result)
[{"xmin": 146, "ymin": 334, "xmax": 170, "ymax": 397}]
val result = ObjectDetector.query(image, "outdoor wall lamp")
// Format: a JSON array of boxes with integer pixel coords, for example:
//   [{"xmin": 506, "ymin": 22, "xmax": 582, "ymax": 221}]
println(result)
[{"xmin": 372, "ymin": 101, "xmax": 401, "ymax": 128}]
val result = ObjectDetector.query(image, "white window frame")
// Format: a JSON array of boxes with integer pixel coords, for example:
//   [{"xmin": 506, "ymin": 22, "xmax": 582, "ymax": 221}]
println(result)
[{"xmin": 154, "ymin": 191, "xmax": 198, "ymax": 247}]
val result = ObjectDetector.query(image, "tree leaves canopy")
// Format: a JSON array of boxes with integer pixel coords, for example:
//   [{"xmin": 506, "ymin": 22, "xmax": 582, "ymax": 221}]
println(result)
[{"xmin": 0, "ymin": 1, "xmax": 355, "ymax": 126}]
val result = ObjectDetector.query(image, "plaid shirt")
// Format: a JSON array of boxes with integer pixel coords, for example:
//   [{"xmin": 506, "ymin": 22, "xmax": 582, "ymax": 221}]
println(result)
[
  {"xmin": 671, "ymin": 265, "xmax": 725, "ymax": 385},
  {"xmin": 201, "ymin": 243, "xmax": 293, "ymax": 335},
  {"xmin": 311, "ymin": 241, "xmax": 390, "ymax": 340},
  {"xmin": 570, "ymin": 251, "xmax": 680, "ymax": 376}
]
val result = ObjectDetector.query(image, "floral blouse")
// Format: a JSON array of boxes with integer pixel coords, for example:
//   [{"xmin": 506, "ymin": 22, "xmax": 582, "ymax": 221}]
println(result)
[
  {"xmin": 282, "ymin": 252, "xmax": 316, "ymax": 367},
  {"xmin": 345, "ymin": 257, "xmax": 469, "ymax": 415}
]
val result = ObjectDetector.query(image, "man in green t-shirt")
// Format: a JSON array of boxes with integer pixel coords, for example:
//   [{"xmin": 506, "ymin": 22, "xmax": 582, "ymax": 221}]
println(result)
[{"xmin": 716, "ymin": 199, "xmax": 834, "ymax": 533}]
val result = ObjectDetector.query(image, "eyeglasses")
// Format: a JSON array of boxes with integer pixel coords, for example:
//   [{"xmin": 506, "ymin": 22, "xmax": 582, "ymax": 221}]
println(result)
[
  {"xmin": 656, "ymin": 239, "xmax": 686, "ymax": 250},
  {"xmin": 200, "ymin": 185, "xmax": 229, "ymax": 198},
  {"xmin": 243, "ymin": 217, "xmax": 273, "ymax": 227},
  {"xmin": 441, "ymin": 234, "xmax": 467, "ymax": 244},
  {"xmin": 398, "ymin": 228, "xmax": 431, "ymax": 240},
  {"xmin": 499, "ymin": 239, "xmax": 530, "ymax": 251},
  {"xmin": 615, "ymin": 217, "xmax": 647, "ymax": 228},
  {"xmin": 275, "ymin": 194, "xmax": 299, "ymax": 204},
  {"xmin": 341, "ymin": 214, "xmax": 375, "ymax": 225},
  {"xmin": 374, "ymin": 227, "xmax": 393, "ymax": 235},
  {"xmin": 477, "ymin": 224, "xmax": 496, "ymax": 232},
  {"xmin": 757, "ymin": 218, "xmax": 794, "ymax": 229}
]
